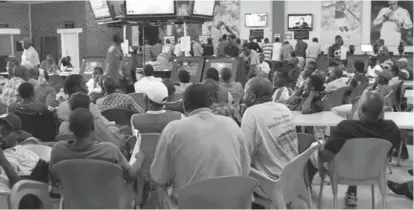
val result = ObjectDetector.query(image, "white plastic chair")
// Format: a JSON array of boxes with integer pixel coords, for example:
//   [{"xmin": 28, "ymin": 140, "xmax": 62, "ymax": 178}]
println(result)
[
  {"xmin": 250, "ymin": 142, "xmax": 321, "ymax": 209},
  {"xmin": 317, "ymin": 138, "xmax": 392, "ymax": 209},
  {"xmin": 9, "ymin": 180, "xmax": 52, "ymax": 209},
  {"xmin": 24, "ymin": 144, "xmax": 52, "ymax": 162},
  {"xmin": 177, "ymin": 176, "xmax": 258, "ymax": 209}
]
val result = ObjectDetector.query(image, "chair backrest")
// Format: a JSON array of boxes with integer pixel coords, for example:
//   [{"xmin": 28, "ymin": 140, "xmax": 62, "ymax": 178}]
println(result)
[
  {"xmin": 323, "ymin": 86, "xmax": 350, "ymax": 110},
  {"xmin": 230, "ymin": 92, "xmax": 242, "ymax": 103},
  {"xmin": 329, "ymin": 138, "xmax": 392, "ymax": 184},
  {"xmin": 128, "ymin": 93, "xmax": 146, "ymax": 110},
  {"xmin": 297, "ymin": 133, "xmax": 316, "ymax": 154},
  {"xmin": 101, "ymin": 109, "xmax": 137, "ymax": 126},
  {"xmin": 139, "ymin": 133, "xmax": 161, "ymax": 176},
  {"xmin": 24, "ymin": 144, "xmax": 52, "ymax": 162},
  {"xmin": 346, "ymin": 82, "xmax": 369, "ymax": 104},
  {"xmin": 177, "ymin": 176, "xmax": 258, "ymax": 209},
  {"xmin": 55, "ymin": 133, "xmax": 75, "ymax": 141},
  {"xmin": 9, "ymin": 180, "xmax": 53, "ymax": 209},
  {"xmin": 14, "ymin": 111, "xmax": 58, "ymax": 142},
  {"xmin": 52, "ymin": 159, "xmax": 125, "ymax": 209}
]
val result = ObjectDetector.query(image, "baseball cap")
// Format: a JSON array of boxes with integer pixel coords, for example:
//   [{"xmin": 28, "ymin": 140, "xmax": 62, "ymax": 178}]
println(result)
[
  {"xmin": 0, "ymin": 113, "xmax": 22, "ymax": 130},
  {"xmin": 20, "ymin": 37, "xmax": 32, "ymax": 44},
  {"xmin": 377, "ymin": 69, "xmax": 393, "ymax": 80},
  {"xmin": 143, "ymin": 82, "xmax": 168, "ymax": 104}
]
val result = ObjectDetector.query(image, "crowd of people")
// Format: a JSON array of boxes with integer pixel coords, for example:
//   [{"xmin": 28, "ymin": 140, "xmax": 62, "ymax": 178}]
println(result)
[{"xmin": 0, "ymin": 32, "xmax": 412, "ymax": 208}]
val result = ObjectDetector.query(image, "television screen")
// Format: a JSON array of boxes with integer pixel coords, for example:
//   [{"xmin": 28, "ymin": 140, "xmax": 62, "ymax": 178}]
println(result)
[
  {"xmin": 210, "ymin": 63, "xmax": 233, "ymax": 80},
  {"xmin": 287, "ymin": 14, "xmax": 313, "ymax": 31},
  {"xmin": 176, "ymin": 0, "xmax": 193, "ymax": 17},
  {"xmin": 126, "ymin": 0, "xmax": 175, "ymax": 15},
  {"xmin": 107, "ymin": 0, "xmax": 125, "ymax": 19},
  {"xmin": 177, "ymin": 62, "xmax": 200, "ymax": 78},
  {"xmin": 245, "ymin": 13, "xmax": 267, "ymax": 27},
  {"xmin": 193, "ymin": 0, "xmax": 215, "ymax": 17},
  {"xmin": 89, "ymin": 0, "xmax": 111, "ymax": 19}
]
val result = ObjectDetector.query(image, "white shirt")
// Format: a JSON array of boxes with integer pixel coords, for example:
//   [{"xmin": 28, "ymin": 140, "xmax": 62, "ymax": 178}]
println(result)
[
  {"xmin": 174, "ymin": 44, "xmax": 182, "ymax": 57},
  {"xmin": 272, "ymin": 87, "xmax": 290, "ymax": 102},
  {"xmin": 366, "ymin": 64, "xmax": 382, "ymax": 78},
  {"xmin": 306, "ymin": 42, "xmax": 321, "ymax": 59},
  {"xmin": 259, "ymin": 62, "xmax": 271, "ymax": 74},
  {"xmin": 21, "ymin": 46, "xmax": 40, "ymax": 69},
  {"xmin": 271, "ymin": 42, "xmax": 282, "ymax": 61},
  {"xmin": 86, "ymin": 78, "xmax": 102, "ymax": 94},
  {"xmin": 134, "ymin": 76, "xmax": 162, "ymax": 93}
]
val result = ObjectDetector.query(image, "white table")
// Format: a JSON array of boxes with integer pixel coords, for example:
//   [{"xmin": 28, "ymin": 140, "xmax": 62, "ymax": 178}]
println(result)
[
  {"xmin": 403, "ymin": 80, "xmax": 413, "ymax": 89},
  {"xmin": 291, "ymin": 111, "xmax": 345, "ymax": 127},
  {"xmin": 384, "ymin": 112, "xmax": 413, "ymax": 130},
  {"xmin": 405, "ymin": 89, "xmax": 413, "ymax": 105}
]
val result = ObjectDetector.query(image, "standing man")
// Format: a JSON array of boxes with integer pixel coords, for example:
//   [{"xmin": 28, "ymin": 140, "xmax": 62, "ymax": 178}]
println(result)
[
  {"xmin": 105, "ymin": 34, "xmax": 124, "ymax": 88},
  {"xmin": 248, "ymin": 36, "xmax": 261, "ymax": 53},
  {"xmin": 20, "ymin": 37, "xmax": 40, "ymax": 69},
  {"xmin": 143, "ymin": 39, "xmax": 152, "ymax": 63},
  {"xmin": 280, "ymin": 41, "xmax": 294, "ymax": 63},
  {"xmin": 192, "ymin": 39, "xmax": 204, "ymax": 57},
  {"xmin": 157, "ymin": 39, "xmax": 174, "ymax": 67},
  {"xmin": 224, "ymin": 35, "xmax": 239, "ymax": 57},
  {"xmin": 261, "ymin": 38, "xmax": 273, "ymax": 62},
  {"xmin": 216, "ymin": 34, "xmax": 229, "ymax": 57},
  {"xmin": 295, "ymin": 38, "xmax": 308, "ymax": 70},
  {"xmin": 328, "ymin": 35, "xmax": 343, "ymax": 67},
  {"xmin": 271, "ymin": 37, "xmax": 283, "ymax": 70},
  {"xmin": 241, "ymin": 44, "xmax": 261, "ymax": 79},
  {"xmin": 373, "ymin": 0, "xmax": 413, "ymax": 46},
  {"xmin": 306, "ymin": 37, "xmax": 321, "ymax": 63}
]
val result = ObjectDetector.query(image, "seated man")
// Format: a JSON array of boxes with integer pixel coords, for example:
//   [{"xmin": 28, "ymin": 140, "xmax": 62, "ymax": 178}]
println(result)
[
  {"xmin": 203, "ymin": 79, "xmax": 241, "ymax": 125},
  {"xmin": 347, "ymin": 60, "xmax": 369, "ymax": 89},
  {"xmin": 325, "ymin": 66, "xmax": 349, "ymax": 93},
  {"xmin": 318, "ymin": 91, "xmax": 401, "ymax": 207},
  {"xmin": 0, "ymin": 113, "xmax": 42, "ymax": 193},
  {"xmin": 150, "ymin": 84, "xmax": 250, "ymax": 206},
  {"xmin": 1, "ymin": 66, "xmax": 26, "ymax": 106},
  {"xmin": 295, "ymin": 60, "xmax": 317, "ymax": 90},
  {"xmin": 86, "ymin": 67, "xmax": 104, "ymax": 94},
  {"xmin": 130, "ymin": 81, "xmax": 182, "ymax": 164},
  {"xmin": 35, "ymin": 71, "xmax": 58, "ymax": 107},
  {"xmin": 174, "ymin": 70, "xmax": 192, "ymax": 94},
  {"xmin": 97, "ymin": 77, "xmax": 143, "ymax": 113},
  {"xmin": 204, "ymin": 67, "xmax": 234, "ymax": 104},
  {"xmin": 134, "ymin": 64, "xmax": 162, "ymax": 93},
  {"xmin": 241, "ymin": 77, "xmax": 298, "ymax": 179},
  {"xmin": 8, "ymin": 82, "xmax": 48, "ymax": 115},
  {"xmin": 219, "ymin": 67, "xmax": 243, "ymax": 96},
  {"xmin": 50, "ymin": 108, "xmax": 143, "ymax": 207},
  {"xmin": 388, "ymin": 170, "xmax": 413, "ymax": 200}
]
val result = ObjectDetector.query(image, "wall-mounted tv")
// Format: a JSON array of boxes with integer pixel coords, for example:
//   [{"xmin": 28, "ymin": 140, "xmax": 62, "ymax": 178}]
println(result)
[
  {"xmin": 125, "ymin": 0, "xmax": 175, "ymax": 19},
  {"xmin": 287, "ymin": 14, "xmax": 313, "ymax": 31},
  {"xmin": 245, "ymin": 13, "xmax": 267, "ymax": 27},
  {"xmin": 176, "ymin": 0, "xmax": 193, "ymax": 17},
  {"xmin": 192, "ymin": 0, "xmax": 216, "ymax": 19},
  {"xmin": 89, "ymin": 0, "xmax": 111, "ymax": 20},
  {"xmin": 170, "ymin": 57, "xmax": 205, "ymax": 83}
]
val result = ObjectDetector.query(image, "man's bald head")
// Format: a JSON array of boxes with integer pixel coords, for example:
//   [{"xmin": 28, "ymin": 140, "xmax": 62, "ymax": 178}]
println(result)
[
  {"xmin": 360, "ymin": 91, "xmax": 384, "ymax": 120},
  {"xmin": 245, "ymin": 77, "xmax": 273, "ymax": 99}
]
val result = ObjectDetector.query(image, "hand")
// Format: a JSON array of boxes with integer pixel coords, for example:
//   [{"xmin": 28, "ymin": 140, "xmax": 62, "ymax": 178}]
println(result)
[
  {"xmin": 309, "ymin": 90, "xmax": 319, "ymax": 97},
  {"xmin": 384, "ymin": 11, "xmax": 393, "ymax": 19}
]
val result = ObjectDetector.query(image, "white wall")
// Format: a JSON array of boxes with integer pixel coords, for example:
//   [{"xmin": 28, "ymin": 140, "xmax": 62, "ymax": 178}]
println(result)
[
  {"xmin": 239, "ymin": 0, "xmax": 273, "ymax": 40},
  {"xmin": 285, "ymin": 1, "xmax": 413, "ymax": 54}
]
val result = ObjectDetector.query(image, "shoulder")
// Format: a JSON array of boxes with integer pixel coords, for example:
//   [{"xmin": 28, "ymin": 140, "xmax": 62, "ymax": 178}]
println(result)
[{"xmin": 381, "ymin": 119, "xmax": 399, "ymax": 130}]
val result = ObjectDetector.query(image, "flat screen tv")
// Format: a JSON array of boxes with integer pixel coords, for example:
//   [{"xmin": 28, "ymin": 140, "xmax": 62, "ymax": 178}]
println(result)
[
  {"xmin": 125, "ymin": 0, "xmax": 175, "ymax": 19},
  {"xmin": 89, "ymin": 0, "xmax": 111, "ymax": 20},
  {"xmin": 203, "ymin": 57, "xmax": 244, "ymax": 84},
  {"xmin": 245, "ymin": 13, "xmax": 267, "ymax": 27},
  {"xmin": 170, "ymin": 57, "xmax": 205, "ymax": 83},
  {"xmin": 287, "ymin": 14, "xmax": 313, "ymax": 31},
  {"xmin": 192, "ymin": 0, "xmax": 215, "ymax": 19},
  {"xmin": 176, "ymin": 0, "xmax": 193, "ymax": 17},
  {"xmin": 107, "ymin": 0, "xmax": 125, "ymax": 19}
]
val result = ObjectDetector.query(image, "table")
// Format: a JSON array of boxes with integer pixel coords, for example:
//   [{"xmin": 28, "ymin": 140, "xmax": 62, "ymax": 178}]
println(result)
[
  {"xmin": 384, "ymin": 112, "xmax": 413, "ymax": 130},
  {"xmin": 403, "ymin": 80, "xmax": 413, "ymax": 89},
  {"xmin": 405, "ymin": 89, "xmax": 413, "ymax": 105},
  {"xmin": 291, "ymin": 111, "xmax": 345, "ymax": 127}
]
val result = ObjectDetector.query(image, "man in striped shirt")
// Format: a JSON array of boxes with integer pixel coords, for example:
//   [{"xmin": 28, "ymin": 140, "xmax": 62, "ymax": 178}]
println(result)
[{"xmin": 261, "ymin": 38, "xmax": 273, "ymax": 62}]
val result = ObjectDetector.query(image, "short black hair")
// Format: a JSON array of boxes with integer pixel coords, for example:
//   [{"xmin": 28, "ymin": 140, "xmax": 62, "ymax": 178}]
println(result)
[
  {"xmin": 391, "ymin": 65, "xmax": 400, "ymax": 75},
  {"xmin": 335, "ymin": 35, "xmax": 342, "ymax": 41},
  {"xmin": 166, "ymin": 39, "xmax": 170, "ymax": 44},
  {"xmin": 275, "ymin": 37, "xmax": 280, "ymax": 42},
  {"xmin": 220, "ymin": 67, "xmax": 232, "ymax": 82},
  {"xmin": 369, "ymin": 56, "xmax": 377, "ymax": 63},
  {"xmin": 378, "ymin": 39, "xmax": 384, "ymax": 44},
  {"xmin": 18, "ymin": 82, "xmax": 34, "ymax": 99},
  {"xmin": 64, "ymin": 74, "xmax": 84, "ymax": 96},
  {"xmin": 143, "ymin": 64, "xmax": 155, "ymax": 76},
  {"xmin": 222, "ymin": 34, "xmax": 227, "ymax": 40},
  {"xmin": 309, "ymin": 75, "xmax": 325, "ymax": 92},
  {"xmin": 242, "ymin": 43, "xmax": 250, "ymax": 49},
  {"xmin": 312, "ymin": 37, "xmax": 318, "ymax": 42},
  {"xmin": 103, "ymin": 77, "xmax": 117, "ymax": 94},
  {"xmin": 183, "ymin": 84, "xmax": 211, "ymax": 113},
  {"xmin": 69, "ymin": 108, "xmax": 94, "ymax": 138},
  {"xmin": 178, "ymin": 70, "xmax": 190, "ymax": 83},
  {"xmin": 235, "ymin": 38, "xmax": 241, "ymax": 44},
  {"xmin": 205, "ymin": 67, "xmax": 219, "ymax": 82},
  {"xmin": 284, "ymin": 41, "xmax": 289, "ymax": 45},
  {"xmin": 162, "ymin": 79, "xmax": 176, "ymax": 97},
  {"xmin": 264, "ymin": 38, "xmax": 269, "ymax": 43},
  {"xmin": 7, "ymin": 58, "xmax": 19, "ymax": 66},
  {"xmin": 94, "ymin": 67, "xmax": 103, "ymax": 74},
  {"xmin": 113, "ymin": 34, "xmax": 122, "ymax": 43},
  {"xmin": 230, "ymin": 34, "xmax": 236, "ymax": 40},
  {"xmin": 69, "ymin": 92, "xmax": 90, "ymax": 111},
  {"xmin": 354, "ymin": 60, "xmax": 365, "ymax": 73}
]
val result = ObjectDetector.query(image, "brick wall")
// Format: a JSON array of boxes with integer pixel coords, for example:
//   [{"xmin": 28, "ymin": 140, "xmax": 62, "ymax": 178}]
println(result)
[{"xmin": 0, "ymin": 2, "xmax": 30, "ymax": 60}]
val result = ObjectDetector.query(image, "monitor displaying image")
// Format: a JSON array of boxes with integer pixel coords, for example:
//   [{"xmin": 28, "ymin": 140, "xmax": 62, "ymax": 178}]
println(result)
[
  {"xmin": 245, "ymin": 13, "xmax": 267, "ymax": 27},
  {"xmin": 193, "ymin": 0, "xmax": 215, "ymax": 17},
  {"xmin": 126, "ymin": 0, "xmax": 175, "ymax": 15},
  {"xmin": 176, "ymin": 0, "xmax": 193, "ymax": 17},
  {"xmin": 287, "ymin": 14, "xmax": 313, "ymax": 31},
  {"xmin": 177, "ymin": 62, "xmax": 200, "ymax": 78},
  {"xmin": 89, "ymin": 0, "xmax": 111, "ymax": 19},
  {"xmin": 170, "ymin": 57, "xmax": 205, "ymax": 83}
]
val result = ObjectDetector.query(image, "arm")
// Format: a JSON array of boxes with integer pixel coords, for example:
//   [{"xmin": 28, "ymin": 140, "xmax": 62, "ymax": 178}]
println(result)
[
  {"xmin": 301, "ymin": 93, "xmax": 316, "ymax": 114},
  {"xmin": 0, "ymin": 149, "xmax": 20, "ymax": 188},
  {"xmin": 105, "ymin": 48, "xmax": 117, "ymax": 75},
  {"xmin": 240, "ymin": 110, "xmax": 257, "ymax": 157},
  {"xmin": 318, "ymin": 121, "xmax": 349, "ymax": 162},
  {"xmin": 150, "ymin": 126, "xmax": 174, "ymax": 185},
  {"xmin": 400, "ymin": 9, "xmax": 413, "ymax": 29},
  {"xmin": 373, "ymin": 8, "xmax": 389, "ymax": 26}
]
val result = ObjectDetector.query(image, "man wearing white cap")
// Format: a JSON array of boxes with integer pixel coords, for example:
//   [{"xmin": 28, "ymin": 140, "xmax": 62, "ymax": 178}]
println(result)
[
  {"xmin": 20, "ymin": 37, "xmax": 40, "ymax": 69},
  {"xmin": 129, "ymin": 81, "xmax": 182, "ymax": 164}
]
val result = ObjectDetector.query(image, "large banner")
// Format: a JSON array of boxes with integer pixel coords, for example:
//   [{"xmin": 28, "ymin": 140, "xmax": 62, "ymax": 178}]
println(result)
[
  {"xmin": 371, "ymin": 1, "xmax": 413, "ymax": 46},
  {"xmin": 321, "ymin": 0, "xmax": 362, "ymax": 46}
]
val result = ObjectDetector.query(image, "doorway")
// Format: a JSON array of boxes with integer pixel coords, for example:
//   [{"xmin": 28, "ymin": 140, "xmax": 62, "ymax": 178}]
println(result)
[
  {"xmin": 40, "ymin": 36, "xmax": 59, "ymax": 62},
  {"xmin": 139, "ymin": 26, "xmax": 159, "ymax": 45}
]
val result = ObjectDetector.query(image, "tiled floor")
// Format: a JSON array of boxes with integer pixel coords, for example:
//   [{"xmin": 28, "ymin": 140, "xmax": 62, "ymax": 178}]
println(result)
[{"xmin": 312, "ymin": 146, "xmax": 414, "ymax": 209}]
